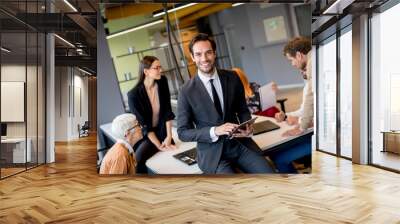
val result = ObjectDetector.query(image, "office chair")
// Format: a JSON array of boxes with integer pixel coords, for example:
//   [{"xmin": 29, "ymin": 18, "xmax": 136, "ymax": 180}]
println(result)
[
  {"xmin": 78, "ymin": 121, "xmax": 90, "ymax": 138},
  {"xmin": 97, "ymin": 147, "xmax": 109, "ymax": 172}
]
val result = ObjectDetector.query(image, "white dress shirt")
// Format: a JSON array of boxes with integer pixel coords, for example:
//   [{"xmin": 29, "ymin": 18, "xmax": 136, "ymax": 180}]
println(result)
[
  {"xmin": 287, "ymin": 52, "xmax": 314, "ymax": 131},
  {"xmin": 286, "ymin": 79, "xmax": 308, "ymax": 117},
  {"xmin": 197, "ymin": 68, "xmax": 224, "ymax": 142}
]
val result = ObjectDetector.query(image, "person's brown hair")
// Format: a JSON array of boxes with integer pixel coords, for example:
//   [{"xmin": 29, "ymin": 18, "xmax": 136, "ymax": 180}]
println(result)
[
  {"xmin": 136, "ymin": 55, "xmax": 159, "ymax": 88},
  {"xmin": 283, "ymin": 37, "xmax": 311, "ymax": 57},
  {"xmin": 189, "ymin": 33, "xmax": 216, "ymax": 56},
  {"xmin": 232, "ymin": 68, "xmax": 254, "ymax": 99}
]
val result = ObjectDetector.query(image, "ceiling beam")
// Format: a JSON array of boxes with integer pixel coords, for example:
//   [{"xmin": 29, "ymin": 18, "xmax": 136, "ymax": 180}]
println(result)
[
  {"xmin": 52, "ymin": 0, "xmax": 77, "ymax": 13},
  {"xmin": 161, "ymin": 3, "xmax": 213, "ymax": 23},
  {"xmin": 55, "ymin": 55, "xmax": 96, "ymax": 71},
  {"xmin": 67, "ymin": 14, "xmax": 97, "ymax": 40},
  {"xmin": 104, "ymin": 4, "xmax": 164, "ymax": 20},
  {"xmin": 103, "ymin": 3, "xmax": 212, "ymax": 21},
  {"xmin": 178, "ymin": 4, "xmax": 232, "ymax": 28}
]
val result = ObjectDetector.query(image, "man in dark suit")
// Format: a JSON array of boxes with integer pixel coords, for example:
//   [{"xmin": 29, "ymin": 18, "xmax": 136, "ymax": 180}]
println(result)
[{"xmin": 177, "ymin": 33, "xmax": 274, "ymax": 174}]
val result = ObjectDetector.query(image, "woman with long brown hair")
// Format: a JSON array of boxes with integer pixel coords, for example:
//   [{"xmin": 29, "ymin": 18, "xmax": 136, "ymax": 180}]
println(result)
[{"xmin": 127, "ymin": 56, "xmax": 176, "ymax": 173}]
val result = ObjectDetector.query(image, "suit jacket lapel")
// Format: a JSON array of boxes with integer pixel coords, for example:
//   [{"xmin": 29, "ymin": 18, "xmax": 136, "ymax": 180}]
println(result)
[{"xmin": 218, "ymin": 70, "xmax": 229, "ymax": 121}]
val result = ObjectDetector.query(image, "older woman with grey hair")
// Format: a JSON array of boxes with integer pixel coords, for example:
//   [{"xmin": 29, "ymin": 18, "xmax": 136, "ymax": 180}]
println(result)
[{"xmin": 100, "ymin": 113, "xmax": 143, "ymax": 175}]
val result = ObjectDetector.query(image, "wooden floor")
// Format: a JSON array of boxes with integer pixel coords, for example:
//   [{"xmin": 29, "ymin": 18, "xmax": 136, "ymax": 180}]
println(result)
[
  {"xmin": 1, "ymin": 167, "xmax": 26, "ymax": 178},
  {"xmin": 1, "ymin": 163, "xmax": 44, "ymax": 178},
  {"xmin": 1, "ymin": 135, "xmax": 400, "ymax": 223}
]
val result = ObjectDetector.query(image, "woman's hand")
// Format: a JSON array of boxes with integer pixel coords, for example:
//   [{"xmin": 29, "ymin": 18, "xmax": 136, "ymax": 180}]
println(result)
[
  {"xmin": 159, "ymin": 136, "xmax": 176, "ymax": 151},
  {"xmin": 286, "ymin": 116, "xmax": 299, "ymax": 126},
  {"xmin": 275, "ymin": 111, "xmax": 286, "ymax": 122},
  {"xmin": 282, "ymin": 125, "xmax": 304, "ymax": 137},
  {"xmin": 231, "ymin": 124, "xmax": 253, "ymax": 138}
]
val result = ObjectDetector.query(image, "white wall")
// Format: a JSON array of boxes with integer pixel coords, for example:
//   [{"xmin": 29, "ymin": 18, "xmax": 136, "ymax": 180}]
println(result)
[
  {"xmin": 74, "ymin": 74, "xmax": 89, "ymax": 122},
  {"xmin": 1, "ymin": 64, "xmax": 45, "ymax": 164},
  {"xmin": 211, "ymin": 4, "xmax": 304, "ymax": 87},
  {"xmin": 1, "ymin": 65, "xmax": 26, "ymax": 81},
  {"xmin": 1, "ymin": 65, "xmax": 36, "ymax": 138},
  {"xmin": 72, "ymin": 73, "xmax": 89, "ymax": 139},
  {"xmin": 1, "ymin": 65, "xmax": 26, "ymax": 141},
  {"xmin": 55, "ymin": 66, "xmax": 69, "ymax": 141},
  {"xmin": 54, "ymin": 67, "xmax": 89, "ymax": 141},
  {"xmin": 1, "ymin": 66, "xmax": 25, "ymax": 128}
]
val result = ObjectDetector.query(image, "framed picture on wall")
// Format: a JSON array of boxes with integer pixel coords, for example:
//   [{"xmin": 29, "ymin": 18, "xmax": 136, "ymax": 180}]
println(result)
[
  {"xmin": 1, "ymin": 81, "xmax": 25, "ymax": 122},
  {"xmin": 263, "ymin": 16, "xmax": 288, "ymax": 43}
]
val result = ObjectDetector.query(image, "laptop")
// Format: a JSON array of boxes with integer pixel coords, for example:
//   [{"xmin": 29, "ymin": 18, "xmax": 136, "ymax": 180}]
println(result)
[
  {"xmin": 253, "ymin": 120, "xmax": 280, "ymax": 135},
  {"xmin": 173, "ymin": 148, "xmax": 197, "ymax": 165}
]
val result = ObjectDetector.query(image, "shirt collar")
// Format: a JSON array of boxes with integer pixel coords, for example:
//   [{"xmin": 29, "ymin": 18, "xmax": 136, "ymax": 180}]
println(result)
[
  {"xmin": 197, "ymin": 68, "xmax": 219, "ymax": 84},
  {"xmin": 117, "ymin": 138, "xmax": 134, "ymax": 154}
]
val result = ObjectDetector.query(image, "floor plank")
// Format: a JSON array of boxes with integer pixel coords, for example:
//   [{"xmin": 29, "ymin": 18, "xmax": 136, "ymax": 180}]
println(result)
[{"xmin": 0, "ymin": 134, "xmax": 400, "ymax": 223}]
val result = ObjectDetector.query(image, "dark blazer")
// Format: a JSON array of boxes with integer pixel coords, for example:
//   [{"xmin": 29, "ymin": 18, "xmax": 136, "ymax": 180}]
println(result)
[
  {"xmin": 127, "ymin": 75, "xmax": 175, "ymax": 140},
  {"xmin": 177, "ymin": 69, "xmax": 262, "ymax": 174}
]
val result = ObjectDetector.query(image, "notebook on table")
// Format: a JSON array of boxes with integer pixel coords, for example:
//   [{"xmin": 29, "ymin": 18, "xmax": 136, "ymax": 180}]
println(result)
[
  {"xmin": 253, "ymin": 120, "xmax": 280, "ymax": 135},
  {"xmin": 173, "ymin": 147, "xmax": 197, "ymax": 165}
]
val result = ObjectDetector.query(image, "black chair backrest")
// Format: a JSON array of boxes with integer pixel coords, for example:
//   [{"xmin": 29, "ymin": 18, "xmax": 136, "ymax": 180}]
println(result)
[
  {"xmin": 82, "ymin": 121, "xmax": 90, "ymax": 129},
  {"xmin": 97, "ymin": 147, "xmax": 110, "ymax": 167}
]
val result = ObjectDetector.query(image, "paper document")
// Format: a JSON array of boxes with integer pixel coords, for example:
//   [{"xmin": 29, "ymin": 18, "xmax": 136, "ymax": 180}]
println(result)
[{"xmin": 259, "ymin": 82, "xmax": 276, "ymax": 111}]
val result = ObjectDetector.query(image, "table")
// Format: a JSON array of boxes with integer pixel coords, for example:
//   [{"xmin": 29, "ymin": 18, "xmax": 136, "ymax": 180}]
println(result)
[
  {"xmin": 145, "ymin": 133, "xmax": 202, "ymax": 174},
  {"xmin": 381, "ymin": 131, "xmax": 400, "ymax": 154},
  {"xmin": 146, "ymin": 116, "xmax": 313, "ymax": 174},
  {"xmin": 1, "ymin": 138, "xmax": 32, "ymax": 164}
]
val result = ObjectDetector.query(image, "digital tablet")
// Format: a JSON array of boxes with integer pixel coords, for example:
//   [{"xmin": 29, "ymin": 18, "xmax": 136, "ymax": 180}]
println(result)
[{"xmin": 230, "ymin": 117, "xmax": 258, "ymax": 136}]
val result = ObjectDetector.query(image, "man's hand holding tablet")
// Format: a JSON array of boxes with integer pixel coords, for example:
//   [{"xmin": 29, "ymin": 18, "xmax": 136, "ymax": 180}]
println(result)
[{"xmin": 229, "ymin": 117, "xmax": 257, "ymax": 139}]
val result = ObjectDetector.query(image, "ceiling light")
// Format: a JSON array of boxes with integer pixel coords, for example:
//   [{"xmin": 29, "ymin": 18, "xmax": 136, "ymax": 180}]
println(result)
[
  {"xmin": 78, "ymin": 67, "xmax": 92, "ymax": 76},
  {"xmin": 232, "ymin": 3, "xmax": 245, "ymax": 7},
  {"xmin": 322, "ymin": 0, "xmax": 354, "ymax": 15},
  {"xmin": 153, "ymin": 3, "xmax": 197, "ymax": 17},
  {"xmin": 54, "ymin": 34, "xmax": 75, "ymax": 48},
  {"xmin": 63, "ymin": 0, "xmax": 78, "ymax": 12},
  {"xmin": 106, "ymin": 19, "xmax": 164, "ymax": 39},
  {"xmin": 1, "ymin": 47, "xmax": 11, "ymax": 53}
]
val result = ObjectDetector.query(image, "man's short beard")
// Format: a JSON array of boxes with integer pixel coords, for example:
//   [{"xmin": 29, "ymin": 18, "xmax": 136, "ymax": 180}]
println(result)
[{"xmin": 199, "ymin": 63, "xmax": 215, "ymax": 74}]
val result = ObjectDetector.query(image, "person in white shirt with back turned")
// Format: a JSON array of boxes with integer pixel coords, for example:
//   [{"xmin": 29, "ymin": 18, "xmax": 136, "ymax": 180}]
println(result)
[
  {"xmin": 268, "ymin": 37, "xmax": 313, "ymax": 173},
  {"xmin": 275, "ymin": 36, "xmax": 313, "ymax": 137}
]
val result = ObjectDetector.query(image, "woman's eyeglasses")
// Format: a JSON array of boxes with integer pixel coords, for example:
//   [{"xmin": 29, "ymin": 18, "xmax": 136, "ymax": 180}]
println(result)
[
  {"xmin": 150, "ymin": 66, "xmax": 162, "ymax": 71},
  {"xmin": 127, "ymin": 123, "xmax": 141, "ymax": 133}
]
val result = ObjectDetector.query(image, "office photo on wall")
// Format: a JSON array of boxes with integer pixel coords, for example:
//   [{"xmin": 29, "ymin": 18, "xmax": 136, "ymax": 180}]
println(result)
[{"xmin": 97, "ymin": 3, "xmax": 313, "ymax": 175}]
